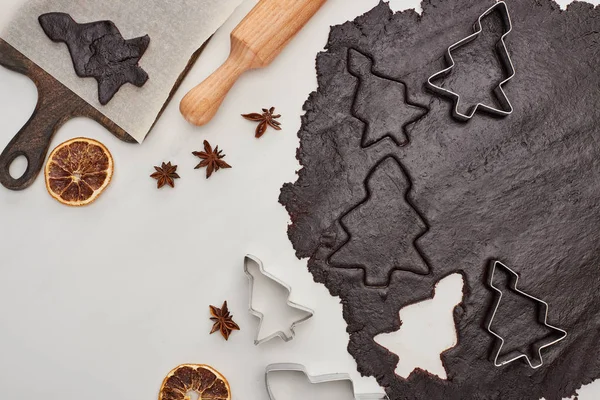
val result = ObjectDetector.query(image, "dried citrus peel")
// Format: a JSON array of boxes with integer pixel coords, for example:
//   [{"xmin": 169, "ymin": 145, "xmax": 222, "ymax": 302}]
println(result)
[{"xmin": 44, "ymin": 137, "xmax": 113, "ymax": 206}]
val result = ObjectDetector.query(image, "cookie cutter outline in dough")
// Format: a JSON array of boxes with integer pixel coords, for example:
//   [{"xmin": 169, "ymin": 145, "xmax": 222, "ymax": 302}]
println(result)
[
  {"xmin": 346, "ymin": 47, "xmax": 429, "ymax": 148},
  {"xmin": 265, "ymin": 363, "xmax": 390, "ymax": 400},
  {"xmin": 244, "ymin": 254, "xmax": 314, "ymax": 345},
  {"xmin": 426, "ymin": 1, "xmax": 515, "ymax": 121},
  {"xmin": 487, "ymin": 260, "xmax": 568, "ymax": 369}
]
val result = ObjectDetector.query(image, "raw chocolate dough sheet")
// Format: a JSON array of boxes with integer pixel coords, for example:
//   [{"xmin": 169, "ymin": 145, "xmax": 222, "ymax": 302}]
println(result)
[{"xmin": 279, "ymin": 0, "xmax": 600, "ymax": 399}]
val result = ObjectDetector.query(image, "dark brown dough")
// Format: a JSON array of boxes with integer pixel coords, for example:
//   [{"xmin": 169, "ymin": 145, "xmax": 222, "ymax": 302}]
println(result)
[
  {"xmin": 39, "ymin": 12, "xmax": 150, "ymax": 105},
  {"xmin": 279, "ymin": 0, "xmax": 600, "ymax": 399}
]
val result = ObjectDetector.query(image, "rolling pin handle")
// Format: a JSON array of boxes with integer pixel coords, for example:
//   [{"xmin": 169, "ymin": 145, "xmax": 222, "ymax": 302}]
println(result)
[
  {"xmin": 179, "ymin": 0, "xmax": 326, "ymax": 127},
  {"xmin": 180, "ymin": 40, "xmax": 257, "ymax": 126}
]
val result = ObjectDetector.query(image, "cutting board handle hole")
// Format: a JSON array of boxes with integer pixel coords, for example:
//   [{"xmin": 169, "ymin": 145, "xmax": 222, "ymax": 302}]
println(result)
[{"xmin": 8, "ymin": 155, "xmax": 28, "ymax": 180}]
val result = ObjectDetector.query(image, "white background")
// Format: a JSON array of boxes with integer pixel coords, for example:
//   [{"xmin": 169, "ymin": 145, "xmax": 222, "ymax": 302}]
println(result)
[{"xmin": 0, "ymin": 0, "xmax": 597, "ymax": 399}]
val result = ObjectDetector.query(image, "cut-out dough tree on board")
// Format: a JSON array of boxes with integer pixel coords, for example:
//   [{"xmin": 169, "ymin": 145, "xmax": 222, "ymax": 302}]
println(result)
[
  {"xmin": 348, "ymin": 49, "xmax": 427, "ymax": 147},
  {"xmin": 329, "ymin": 157, "xmax": 430, "ymax": 286},
  {"xmin": 39, "ymin": 12, "xmax": 150, "ymax": 105}
]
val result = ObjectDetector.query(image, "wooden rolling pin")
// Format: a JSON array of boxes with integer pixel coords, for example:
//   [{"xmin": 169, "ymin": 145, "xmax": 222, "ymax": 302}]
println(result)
[{"xmin": 180, "ymin": 0, "xmax": 327, "ymax": 126}]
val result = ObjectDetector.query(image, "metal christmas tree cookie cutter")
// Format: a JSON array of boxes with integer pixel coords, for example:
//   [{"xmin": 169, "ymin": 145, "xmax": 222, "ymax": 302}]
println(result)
[
  {"xmin": 426, "ymin": 1, "xmax": 516, "ymax": 121},
  {"xmin": 244, "ymin": 254, "xmax": 314, "ymax": 345},
  {"xmin": 265, "ymin": 363, "xmax": 390, "ymax": 400},
  {"xmin": 487, "ymin": 260, "xmax": 568, "ymax": 369}
]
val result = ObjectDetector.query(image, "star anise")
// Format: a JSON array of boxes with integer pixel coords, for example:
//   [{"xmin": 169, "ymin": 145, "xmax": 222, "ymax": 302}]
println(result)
[
  {"xmin": 242, "ymin": 106, "xmax": 282, "ymax": 138},
  {"xmin": 150, "ymin": 162, "xmax": 180, "ymax": 188},
  {"xmin": 209, "ymin": 301, "xmax": 240, "ymax": 340},
  {"xmin": 192, "ymin": 140, "xmax": 232, "ymax": 179}
]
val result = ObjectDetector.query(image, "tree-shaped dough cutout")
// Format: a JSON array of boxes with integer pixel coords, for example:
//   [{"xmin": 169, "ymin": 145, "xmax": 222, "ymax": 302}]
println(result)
[
  {"xmin": 39, "ymin": 12, "xmax": 150, "ymax": 105},
  {"xmin": 348, "ymin": 49, "xmax": 427, "ymax": 147},
  {"xmin": 329, "ymin": 157, "xmax": 430, "ymax": 286}
]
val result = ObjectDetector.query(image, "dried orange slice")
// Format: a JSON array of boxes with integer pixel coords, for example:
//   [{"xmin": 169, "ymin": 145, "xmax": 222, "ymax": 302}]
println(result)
[
  {"xmin": 159, "ymin": 364, "xmax": 231, "ymax": 400},
  {"xmin": 44, "ymin": 137, "xmax": 113, "ymax": 206}
]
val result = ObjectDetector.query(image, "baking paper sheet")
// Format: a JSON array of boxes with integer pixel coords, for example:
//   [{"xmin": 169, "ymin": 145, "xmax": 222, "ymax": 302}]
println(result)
[{"xmin": 3, "ymin": 0, "xmax": 244, "ymax": 142}]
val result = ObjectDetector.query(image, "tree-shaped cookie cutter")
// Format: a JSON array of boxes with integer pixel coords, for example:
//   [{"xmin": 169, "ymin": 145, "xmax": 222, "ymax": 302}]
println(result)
[
  {"xmin": 265, "ymin": 363, "xmax": 390, "ymax": 400},
  {"xmin": 244, "ymin": 255, "xmax": 314, "ymax": 345},
  {"xmin": 426, "ymin": 1, "xmax": 515, "ymax": 121},
  {"xmin": 487, "ymin": 261, "xmax": 568, "ymax": 369}
]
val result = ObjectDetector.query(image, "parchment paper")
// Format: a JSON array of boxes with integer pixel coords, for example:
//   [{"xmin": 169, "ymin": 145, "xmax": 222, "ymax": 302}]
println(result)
[{"xmin": 3, "ymin": 0, "xmax": 244, "ymax": 143}]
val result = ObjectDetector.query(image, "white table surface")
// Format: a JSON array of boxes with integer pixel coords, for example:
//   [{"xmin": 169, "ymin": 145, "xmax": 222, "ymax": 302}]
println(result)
[{"xmin": 0, "ymin": 0, "xmax": 597, "ymax": 399}]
